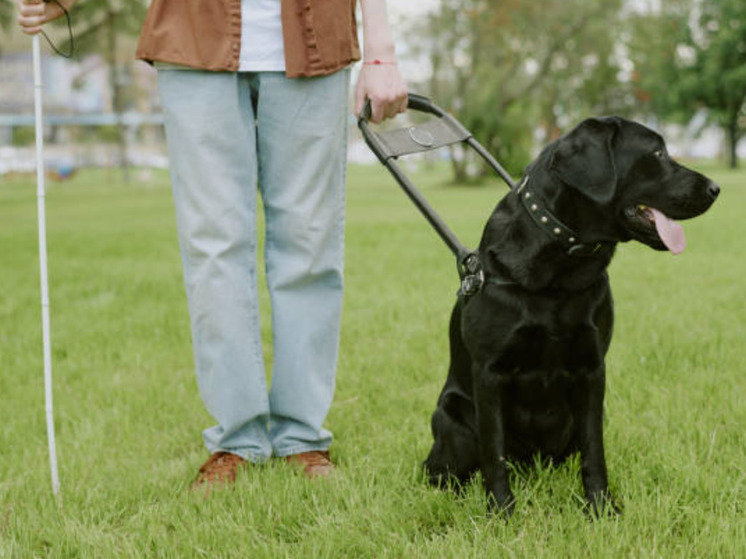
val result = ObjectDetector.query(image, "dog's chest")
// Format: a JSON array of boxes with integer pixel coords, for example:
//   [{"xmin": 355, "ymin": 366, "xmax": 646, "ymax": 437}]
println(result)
[
  {"xmin": 465, "ymin": 290, "xmax": 610, "ymax": 385},
  {"xmin": 501, "ymin": 322, "xmax": 603, "ymax": 402}
]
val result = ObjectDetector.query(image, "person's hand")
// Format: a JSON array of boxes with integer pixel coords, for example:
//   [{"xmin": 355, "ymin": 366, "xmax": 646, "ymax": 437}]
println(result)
[
  {"xmin": 354, "ymin": 62, "xmax": 408, "ymax": 124},
  {"xmin": 16, "ymin": 0, "xmax": 73, "ymax": 35}
]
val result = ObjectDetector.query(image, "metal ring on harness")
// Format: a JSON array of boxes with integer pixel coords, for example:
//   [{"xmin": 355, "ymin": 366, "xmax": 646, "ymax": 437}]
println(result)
[{"xmin": 458, "ymin": 252, "xmax": 485, "ymax": 297}]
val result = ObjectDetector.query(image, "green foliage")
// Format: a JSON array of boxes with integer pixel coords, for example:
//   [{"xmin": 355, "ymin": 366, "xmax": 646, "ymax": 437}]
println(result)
[
  {"xmin": 626, "ymin": 0, "xmax": 692, "ymax": 121},
  {"xmin": 409, "ymin": 0, "xmax": 627, "ymax": 181},
  {"xmin": 627, "ymin": 0, "xmax": 746, "ymax": 167},
  {"xmin": 94, "ymin": 124, "xmax": 123, "ymax": 143},
  {"xmin": 0, "ymin": 0, "xmax": 13, "ymax": 31},
  {"xmin": 11, "ymin": 126, "xmax": 35, "ymax": 146},
  {"xmin": 49, "ymin": 0, "xmax": 147, "ymax": 57},
  {"xmin": 692, "ymin": 0, "xmax": 746, "ymax": 116},
  {"xmin": 690, "ymin": 0, "xmax": 746, "ymax": 167},
  {"xmin": 0, "ymin": 165, "xmax": 744, "ymax": 556},
  {"xmin": 47, "ymin": 0, "xmax": 150, "ymax": 183}
]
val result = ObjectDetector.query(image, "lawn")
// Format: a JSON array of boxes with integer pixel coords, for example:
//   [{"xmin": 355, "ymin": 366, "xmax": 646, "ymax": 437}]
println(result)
[{"xmin": 0, "ymin": 160, "xmax": 744, "ymax": 557}]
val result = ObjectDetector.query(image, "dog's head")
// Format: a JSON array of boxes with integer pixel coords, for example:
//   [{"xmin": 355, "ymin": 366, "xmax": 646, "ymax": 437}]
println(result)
[{"xmin": 549, "ymin": 117, "xmax": 719, "ymax": 254}]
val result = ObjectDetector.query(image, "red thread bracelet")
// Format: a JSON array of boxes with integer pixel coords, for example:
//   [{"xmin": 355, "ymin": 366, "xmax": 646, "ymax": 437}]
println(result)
[{"xmin": 363, "ymin": 59, "xmax": 397, "ymax": 65}]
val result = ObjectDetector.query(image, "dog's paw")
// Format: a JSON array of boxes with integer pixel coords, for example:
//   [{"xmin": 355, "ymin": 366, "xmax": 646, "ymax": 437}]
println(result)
[
  {"xmin": 486, "ymin": 491, "xmax": 516, "ymax": 522},
  {"xmin": 585, "ymin": 490, "xmax": 621, "ymax": 519}
]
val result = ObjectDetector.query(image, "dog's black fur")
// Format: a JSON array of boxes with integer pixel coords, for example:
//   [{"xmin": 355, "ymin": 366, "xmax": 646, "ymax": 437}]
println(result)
[{"xmin": 423, "ymin": 117, "xmax": 719, "ymax": 517}]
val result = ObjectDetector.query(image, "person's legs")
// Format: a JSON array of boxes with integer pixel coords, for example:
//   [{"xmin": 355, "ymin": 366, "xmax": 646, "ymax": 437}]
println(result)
[
  {"xmin": 252, "ymin": 70, "xmax": 350, "ymax": 457},
  {"xmin": 158, "ymin": 70, "xmax": 272, "ymax": 463}
]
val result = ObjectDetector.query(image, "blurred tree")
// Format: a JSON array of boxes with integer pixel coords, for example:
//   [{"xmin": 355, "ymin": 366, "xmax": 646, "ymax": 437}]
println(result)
[
  {"xmin": 688, "ymin": 0, "xmax": 746, "ymax": 168},
  {"xmin": 629, "ymin": 0, "xmax": 746, "ymax": 167},
  {"xmin": 626, "ymin": 1, "xmax": 691, "ymax": 121},
  {"xmin": 409, "ymin": 0, "xmax": 625, "ymax": 182},
  {"xmin": 0, "ymin": 0, "xmax": 14, "ymax": 37},
  {"xmin": 53, "ymin": 0, "xmax": 148, "ymax": 181}
]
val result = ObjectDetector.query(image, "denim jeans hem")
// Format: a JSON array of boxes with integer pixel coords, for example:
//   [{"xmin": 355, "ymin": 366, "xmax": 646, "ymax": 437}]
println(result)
[
  {"xmin": 213, "ymin": 448, "xmax": 272, "ymax": 465},
  {"xmin": 273, "ymin": 443, "xmax": 331, "ymax": 458}
]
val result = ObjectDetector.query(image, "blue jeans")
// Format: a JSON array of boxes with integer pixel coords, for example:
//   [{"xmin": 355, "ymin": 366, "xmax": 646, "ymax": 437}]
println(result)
[{"xmin": 157, "ymin": 69, "xmax": 349, "ymax": 463}]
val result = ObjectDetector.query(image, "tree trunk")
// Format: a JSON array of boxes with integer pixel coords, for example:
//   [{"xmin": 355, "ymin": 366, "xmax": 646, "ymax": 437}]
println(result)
[
  {"xmin": 726, "ymin": 116, "xmax": 739, "ymax": 169},
  {"xmin": 108, "ymin": 12, "xmax": 130, "ymax": 182},
  {"xmin": 449, "ymin": 146, "xmax": 469, "ymax": 183}
]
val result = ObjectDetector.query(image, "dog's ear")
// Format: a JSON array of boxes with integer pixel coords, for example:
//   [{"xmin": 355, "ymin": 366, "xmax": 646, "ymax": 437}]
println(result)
[{"xmin": 550, "ymin": 118, "xmax": 619, "ymax": 204}]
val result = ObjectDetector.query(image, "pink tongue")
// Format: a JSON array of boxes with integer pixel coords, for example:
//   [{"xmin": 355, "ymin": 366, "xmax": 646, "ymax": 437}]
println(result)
[{"xmin": 649, "ymin": 207, "xmax": 686, "ymax": 254}]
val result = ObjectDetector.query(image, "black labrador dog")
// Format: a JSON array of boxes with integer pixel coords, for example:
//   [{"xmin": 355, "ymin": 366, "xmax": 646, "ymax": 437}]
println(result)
[{"xmin": 423, "ymin": 117, "xmax": 719, "ymax": 517}]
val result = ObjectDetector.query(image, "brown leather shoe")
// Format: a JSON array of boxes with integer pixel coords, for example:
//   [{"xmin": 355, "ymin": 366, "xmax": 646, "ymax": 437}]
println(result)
[
  {"xmin": 191, "ymin": 451, "xmax": 247, "ymax": 492},
  {"xmin": 284, "ymin": 450, "xmax": 335, "ymax": 478}
]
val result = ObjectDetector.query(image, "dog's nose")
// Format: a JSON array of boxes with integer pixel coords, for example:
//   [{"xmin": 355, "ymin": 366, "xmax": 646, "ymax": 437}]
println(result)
[{"xmin": 707, "ymin": 181, "xmax": 720, "ymax": 200}]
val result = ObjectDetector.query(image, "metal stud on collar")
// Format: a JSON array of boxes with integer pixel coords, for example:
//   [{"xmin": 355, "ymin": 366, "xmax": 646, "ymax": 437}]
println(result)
[{"xmin": 516, "ymin": 177, "xmax": 611, "ymax": 257}]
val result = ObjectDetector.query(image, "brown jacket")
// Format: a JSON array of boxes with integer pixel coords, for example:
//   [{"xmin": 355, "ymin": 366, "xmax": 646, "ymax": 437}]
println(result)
[{"xmin": 135, "ymin": 0, "xmax": 361, "ymax": 78}]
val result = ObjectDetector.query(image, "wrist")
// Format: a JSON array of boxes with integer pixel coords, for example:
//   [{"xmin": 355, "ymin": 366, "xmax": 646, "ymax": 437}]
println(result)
[
  {"xmin": 363, "ymin": 59, "xmax": 397, "ymax": 66},
  {"xmin": 362, "ymin": 38, "xmax": 397, "ymax": 63}
]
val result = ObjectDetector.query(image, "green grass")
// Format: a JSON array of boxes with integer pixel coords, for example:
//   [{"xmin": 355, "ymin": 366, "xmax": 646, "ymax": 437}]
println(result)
[{"xmin": 0, "ymin": 162, "xmax": 744, "ymax": 557}]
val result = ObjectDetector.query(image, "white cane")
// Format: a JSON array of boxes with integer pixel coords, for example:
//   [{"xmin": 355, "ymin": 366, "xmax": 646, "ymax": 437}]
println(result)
[{"xmin": 33, "ymin": 33, "xmax": 60, "ymax": 496}]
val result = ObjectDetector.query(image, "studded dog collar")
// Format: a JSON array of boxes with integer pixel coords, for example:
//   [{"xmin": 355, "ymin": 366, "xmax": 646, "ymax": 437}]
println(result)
[{"xmin": 516, "ymin": 175, "xmax": 611, "ymax": 257}]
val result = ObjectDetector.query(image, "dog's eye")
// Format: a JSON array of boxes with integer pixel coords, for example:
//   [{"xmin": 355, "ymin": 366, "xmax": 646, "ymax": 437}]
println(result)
[{"xmin": 654, "ymin": 149, "xmax": 665, "ymax": 158}]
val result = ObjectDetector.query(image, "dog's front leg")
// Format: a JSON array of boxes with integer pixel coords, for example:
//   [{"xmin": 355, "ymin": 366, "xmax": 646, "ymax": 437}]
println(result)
[
  {"xmin": 572, "ymin": 368, "xmax": 618, "ymax": 516},
  {"xmin": 474, "ymin": 366, "xmax": 515, "ymax": 518}
]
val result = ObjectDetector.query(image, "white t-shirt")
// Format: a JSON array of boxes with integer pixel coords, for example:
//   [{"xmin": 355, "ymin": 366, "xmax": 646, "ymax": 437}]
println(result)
[{"xmin": 239, "ymin": 0, "xmax": 286, "ymax": 72}]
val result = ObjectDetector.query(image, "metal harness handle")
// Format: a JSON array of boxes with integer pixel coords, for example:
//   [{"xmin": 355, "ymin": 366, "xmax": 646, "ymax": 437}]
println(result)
[{"xmin": 357, "ymin": 94, "xmax": 517, "ymax": 296}]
